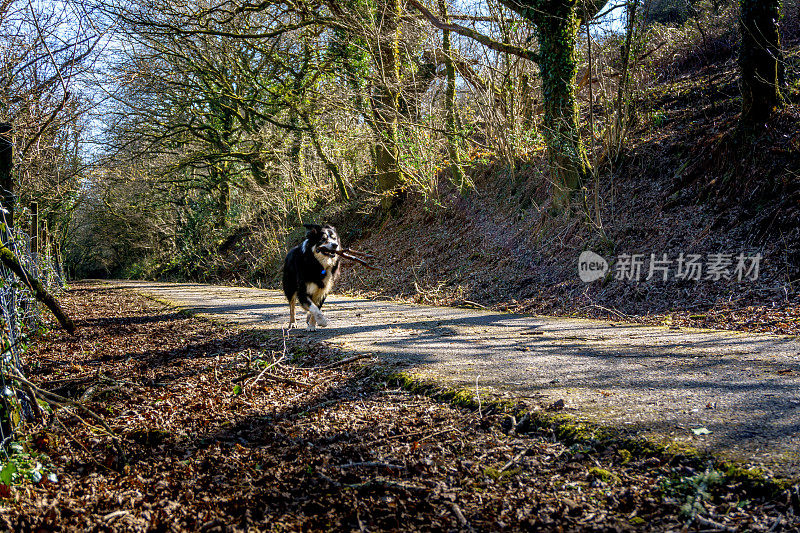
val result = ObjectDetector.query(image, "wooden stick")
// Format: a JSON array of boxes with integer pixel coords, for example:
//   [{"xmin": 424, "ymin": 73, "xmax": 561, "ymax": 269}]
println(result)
[
  {"xmin": 341, "ymin": 248, "xmax": 376, "ymax": 259},
  {"xmin": 331, "ymin": 249, "xmax": 379, "ymax": 270}
]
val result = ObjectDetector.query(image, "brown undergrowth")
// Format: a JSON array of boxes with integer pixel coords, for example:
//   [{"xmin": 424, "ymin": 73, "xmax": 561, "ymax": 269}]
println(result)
[
  {"xmin": 335, "ymin": 48, "xmax": 800, "ymax": 336},
  {"xmin": 2, "ymin": 282, "xmax": 798, "ymax": 531}
]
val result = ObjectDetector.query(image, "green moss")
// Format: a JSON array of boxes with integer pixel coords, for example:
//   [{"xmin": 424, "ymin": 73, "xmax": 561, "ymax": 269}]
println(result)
[
  {"xmin": 484, "ymin": 466, "xmax": 521, "ymax": 481},
  {"xmin": 383, "ymin": 369, "xmax": 797, "ymax": 505},
  {"xmin": 588, "ymin": 467, "xmax": 621, "ymax": 484},
  {"xmin": 386, "ymin": 371, "xmax": 516, "ymax": 413},
  {"xmin": 663, "ymin": 440, "xmax": 702, "ymax": 458},
  {"xmin": 721, "ymin": 462, "xmax": 791, "ymax": 496},
  {"xmin": 618, "ymin": 449, "xmax": 632, "ymax": 464}
]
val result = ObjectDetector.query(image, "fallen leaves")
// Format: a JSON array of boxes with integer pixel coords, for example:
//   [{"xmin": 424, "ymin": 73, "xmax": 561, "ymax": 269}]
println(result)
[{"xmin": 2, "ymin": 282, "xmax": 796, "ymax": 531}]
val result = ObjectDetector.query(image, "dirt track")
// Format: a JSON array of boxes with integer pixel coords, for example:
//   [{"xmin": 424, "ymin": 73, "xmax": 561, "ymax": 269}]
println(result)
[{"xmin": 108, "ymin": 280, "xmax": 800, "ymax": 476}]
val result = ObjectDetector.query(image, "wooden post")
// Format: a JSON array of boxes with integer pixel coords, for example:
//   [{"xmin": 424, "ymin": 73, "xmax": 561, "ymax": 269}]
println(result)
[
  {"xmin": 0, "ymin": 123, "xmax": 12, "ymax": 232},
  {"xmin": 30, "ymin": 201, "xmax": 38, "ymax": 260}
]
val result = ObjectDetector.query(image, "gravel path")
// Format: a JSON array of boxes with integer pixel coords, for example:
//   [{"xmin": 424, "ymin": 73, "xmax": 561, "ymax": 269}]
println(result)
[{"xmin": 108, "ymin": 280, "xmax": 800, "ymax": 476}]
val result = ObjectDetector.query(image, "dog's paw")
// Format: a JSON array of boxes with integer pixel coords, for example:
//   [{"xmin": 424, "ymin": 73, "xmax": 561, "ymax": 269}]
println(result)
[
  {"xmin": 307, "ymin": 323, "xmax": 317, "ymax": 332},
  {"xmin": 315, "ymin": 314, "xmax": 328, "ymax": 327}
]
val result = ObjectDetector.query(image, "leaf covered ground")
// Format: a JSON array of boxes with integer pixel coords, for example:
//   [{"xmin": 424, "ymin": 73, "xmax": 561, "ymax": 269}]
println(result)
[{"xmin": 2, "ymin": 282, "xmax": 798, "ymax": 531}]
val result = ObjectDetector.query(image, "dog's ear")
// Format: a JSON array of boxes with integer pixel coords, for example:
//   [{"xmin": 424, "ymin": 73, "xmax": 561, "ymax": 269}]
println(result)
[{"xmin": 303, "ymin": 224, "xmax": 322, "ymax": 236}]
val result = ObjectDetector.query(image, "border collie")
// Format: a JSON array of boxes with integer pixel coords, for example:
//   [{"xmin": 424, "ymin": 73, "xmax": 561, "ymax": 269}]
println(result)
[{"xmin": 282, "ymin": 224, "xmax": 342, "ymax": 331}]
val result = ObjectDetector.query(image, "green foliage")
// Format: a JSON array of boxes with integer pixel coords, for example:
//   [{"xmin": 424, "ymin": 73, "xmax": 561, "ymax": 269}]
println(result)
[
  {"xmin": 0, "ymin": 461, "xmax": 16, "ymax": 486},
  {"xmin": 0, "ymin": 441, "xmax": 57, "ymax": 493},
  {"xmin": 660, "ymin": 465, "xmax": 724, "ymax": 518}
]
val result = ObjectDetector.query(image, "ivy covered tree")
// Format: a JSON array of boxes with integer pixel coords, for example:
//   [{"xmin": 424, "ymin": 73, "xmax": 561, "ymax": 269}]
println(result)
[
  {"xmin": 411, "ymin": 0, "xmax": 604, "ymax": 210},
  {"xmin": 521, "ymin": 0, "xmax": 590, "ymax": 209},
  {"xmin": 738, "ymin": 0, "xmax": 785, "ymax": 130}
]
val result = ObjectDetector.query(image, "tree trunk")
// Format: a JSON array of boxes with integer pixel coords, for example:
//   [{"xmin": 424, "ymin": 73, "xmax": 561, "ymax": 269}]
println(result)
[
  {"xmin": 534, "ymin": 1, "xmax": 590, "ymax": 210},
  {"xmin": 612, "ymin": 0, "xmax": 640, "ymax": 158},
  {"xmin": 301, "ymin": 112, "xmax": 350, "ymax": 200},
  {"xmin": 0, "ymin": 123, "xmax": 13, "ymax": 231},
  {"xmin": 217, "ymin": 177, "xmax": 230, "ymax": 229},
  {"xmin": 372, "ymin": 0, "xmax": 403, "ymax": 214},
  {"xmin": 739, "ymin": 0, "xmax": 784, "ymax": 129},
  {"xmin": 0, "ymin": 243, "xmax": 75, "ymax": 333},
  {"xmin": 289, "ymin": 114, "xmax": 306, "ymax": 222},
  {"xmin": 439, "ymin": 0, "xmax": 466, "ymax": 192}
]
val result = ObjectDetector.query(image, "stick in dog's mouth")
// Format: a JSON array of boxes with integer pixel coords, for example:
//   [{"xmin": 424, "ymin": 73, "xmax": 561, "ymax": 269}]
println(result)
[
  {"xmin": 315, "ymin": 246, "xmax": 338, "ymax": 257},
  {"xmin": 330, "ymin": 248, "xmax": 378, "ymax": 269}
]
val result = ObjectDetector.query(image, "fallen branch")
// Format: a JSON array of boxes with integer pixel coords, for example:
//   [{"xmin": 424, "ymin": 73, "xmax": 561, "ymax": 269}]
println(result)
[
  {"xmin": 233, "ymin": 371, "xmax": 311, "ymax": 388},
  {"xmin": 12, "ymin": 370, "xmax": 119, "ymax": 439},
  {"xmin": 317, "ymin": 354, "xmax": 371, "ymax": 369},
  {"xmin": 13, "ymin": 369, "xmax": 126, "ymax": 464},
  {"xmin": 0, "ymin": 242, "xmax": 75, "ymax": 333}
]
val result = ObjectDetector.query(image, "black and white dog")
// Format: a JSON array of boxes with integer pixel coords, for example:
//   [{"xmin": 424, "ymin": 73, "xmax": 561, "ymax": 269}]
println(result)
[{"xmin": 282, "ymin": 224, "xmax": 342, "ymax": 331}]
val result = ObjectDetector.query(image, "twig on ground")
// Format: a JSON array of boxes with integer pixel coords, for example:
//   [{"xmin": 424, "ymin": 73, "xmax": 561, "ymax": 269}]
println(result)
[
  {"xmin": 448, "ymin": 502, "xmax": 475, "ymax": 532},
  {"xmin": 590, "ymin": 304, "xmax": 634, "ymax": 321},
  {"xmin": 460, "ymin": 299, "xmax": 488, "ymax": 309},
  {"xmin": 336, "ymin": 462, "xmax": 405, "ymax": 470},
  {"xmin": 319, "ymin": 473, "xmax": 426, "ymax": 492},
  {"xmin": 80, "ymin": 384, "xmax": 129, "ymax": 403},
  {"xmin": 365, "ymin": 426, "xmax": 454, "ymax": 446},
  {"xmin": 298, "ymin": 398, "xmax": 345, "ymax": 415},
  {"xmin": 694, "ymin": 514, "xmax": 736, "ymax": 532},
  {"xmin": 241, "ymin": 329, "xmax": 288, "ymax": 388},
  {"xmin": 317, "ymin": 354, "xmax": 371, "ymax": 369},
  {"xmin": 103, "ymin": 510, "xmax": 131, "ymax": 523},
  {"xmin": 53, "ymin": 415, "xmax": 109, "ymax": 471},
  {"xmin": 499, "ymin": 448, "xmax": 529, "ymax": 473},
  {"xmin": 475, "ymin": 375, "xmax": 482, "ymax": 418},
  {"xmin": 234, "ymin": 371, "xmax": 310, "ymax": 388}
]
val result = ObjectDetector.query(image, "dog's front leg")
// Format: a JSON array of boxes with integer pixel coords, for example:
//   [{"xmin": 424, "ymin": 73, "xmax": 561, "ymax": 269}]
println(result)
[
  {"xmin": 303, "ymin": 303, "xmax": 327, "ymax": 331},
  {"xmin": 306, "ymin": 311, "xmax": 317, "ymax": 331},
  {"xmin": 308, "ymin": 303, "xmax": 328, "ymax": 327},
  {"xmin": 298, "ymin": 296, "xmax": 327, "ymax": 331}
]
